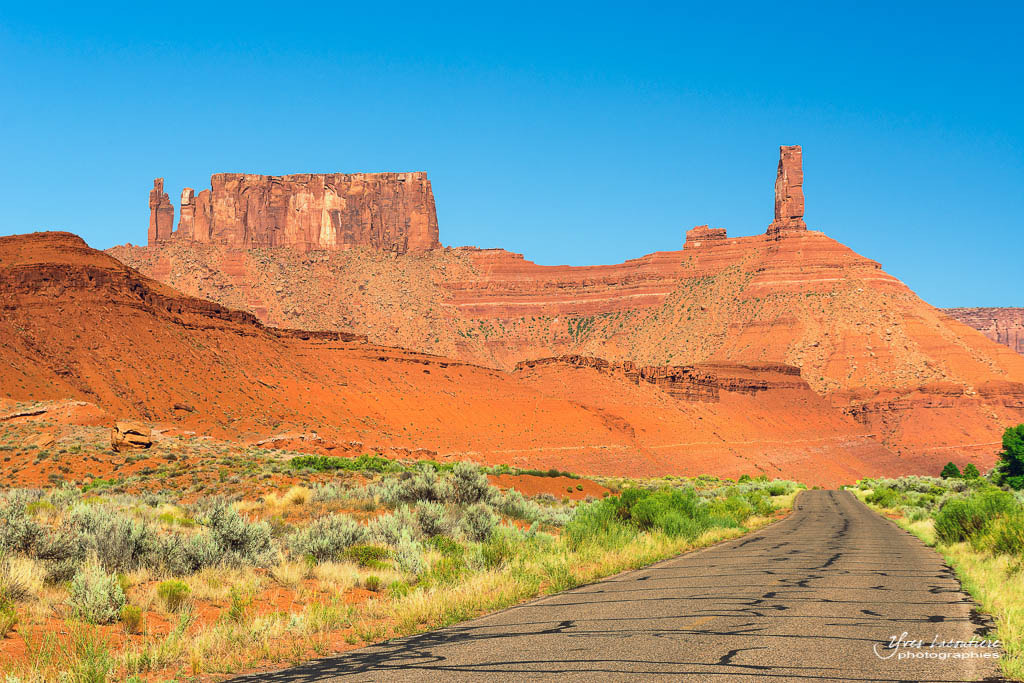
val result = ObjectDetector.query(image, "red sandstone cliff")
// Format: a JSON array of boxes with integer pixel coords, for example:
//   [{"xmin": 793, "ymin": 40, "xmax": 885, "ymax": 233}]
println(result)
[
  {"xmin": 944, "ymin": 308, "xmax": 1024, "ymax": 356},
  {"xmin": 149, "ymin": 172, "xmax": 439, "ymax": 254}
]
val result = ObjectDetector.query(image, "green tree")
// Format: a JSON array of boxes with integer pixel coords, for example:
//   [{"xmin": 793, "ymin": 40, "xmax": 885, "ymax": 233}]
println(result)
[
  {"xmin": 993, "ymin": 424, "xmax": 1024, "ymax": 490},
  {"xmin": 962, "ymin": 463, "xmax": 981, "ymax": 479},
  {"xmin": 940, "ymin": 461, "xmax": 961, "ymax": 479}
]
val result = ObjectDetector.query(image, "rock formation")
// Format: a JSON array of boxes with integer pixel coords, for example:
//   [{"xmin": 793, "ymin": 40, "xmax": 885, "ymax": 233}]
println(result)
[
  {"xmin": 147, "ymin": 179, "xmax": 175, "ymax": 244},
  {"xmin": 684, "ymin": 225, "xmax": 728, "ymax": 246},
  {"xmin": 110, "ymin": 420, "xmax": 152, "ymax": 451},
  {"xmin": 944, "ymin": 308, "xmax": 1024, "ymax": 356},
  {"xmin": 766, "ymin": 145, "xmax": 806, "ymax": 237},
  {"xmin": 152, "ymin": 172, "xmax": 440, "ymax": 254},
  {"xmin": 514, "ymin": 356, "xmax": 806, "ymax": 402},
  {"xmin": 110, "ymin": 145, "xmax": 1024, "ymax": 475}
]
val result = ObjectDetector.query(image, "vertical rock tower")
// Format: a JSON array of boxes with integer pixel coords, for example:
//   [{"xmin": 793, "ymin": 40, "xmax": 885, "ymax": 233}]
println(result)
[
  {"xmin": 766, "ymin": 145, "xmax": 806, "ymax": 238},
  {"xmin": 147, "ymin": 179, "xmax": 175, "ymax": 244}
]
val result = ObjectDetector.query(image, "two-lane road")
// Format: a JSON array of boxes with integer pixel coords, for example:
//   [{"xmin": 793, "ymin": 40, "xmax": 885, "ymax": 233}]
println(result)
[{"xmin": 236, "ymin": 490, "xmax": 1001, "ymax": 681}]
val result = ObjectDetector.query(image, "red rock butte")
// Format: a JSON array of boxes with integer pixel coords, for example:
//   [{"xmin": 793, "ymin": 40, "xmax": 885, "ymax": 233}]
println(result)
[{"xmin": 148, "ymin": 171, "xmax": 440, "ymax": 254}]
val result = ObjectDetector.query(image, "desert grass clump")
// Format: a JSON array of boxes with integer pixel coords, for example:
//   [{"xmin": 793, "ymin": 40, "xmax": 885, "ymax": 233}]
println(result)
[
  {"xmin": 283, "ymin": 486, "xmax": 312, "ymax": 507},
  {"xmin": 288, "ymin": 514, "xmax": 367, "ymax": 563},
  {"xmin": 156, "ymin": 579, "xmax": 191, "ymax": 612},
  {"xmin": 0, "ymin": 600, "xmax": 17, "ymax": 638},
  {"xmin": 69, "ymin": 558, "xmax": 127, "ymax": 624},
  {"xmin": 120, "ymin": 603, "xmax": 144, "ymax": 633},
  {"xmin": 0, "ymin": 553, "xmax": 33, "ymax": 604}
]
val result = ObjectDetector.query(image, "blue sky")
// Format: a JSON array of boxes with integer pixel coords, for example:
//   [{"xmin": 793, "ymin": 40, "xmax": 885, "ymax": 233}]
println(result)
[{"xmin": 1, "ymin": 1, "xmax": 1021, "ymax": 306}]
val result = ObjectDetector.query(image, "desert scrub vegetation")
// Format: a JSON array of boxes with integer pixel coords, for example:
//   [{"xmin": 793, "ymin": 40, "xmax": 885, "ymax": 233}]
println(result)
[
  {"xmin": 851, "ymin": 436, "xmax": 1024, "ymax": 680},
  {"xmin": 0, "ymin": 464, "xmax": 799, "ymax": 680}
]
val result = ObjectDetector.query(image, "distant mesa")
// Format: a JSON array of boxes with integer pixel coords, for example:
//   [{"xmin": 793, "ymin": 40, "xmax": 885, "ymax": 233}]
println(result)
[{"xmin": 147, "ymin": 172, "xmax": 440, "ymax": 254}]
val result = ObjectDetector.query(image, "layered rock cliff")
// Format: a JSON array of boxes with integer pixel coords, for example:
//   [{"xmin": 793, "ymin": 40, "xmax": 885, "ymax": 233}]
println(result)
[
  {"xmin": 944, "ymin": 308, "xmax": 1024, "ymax": 356},
  {"xmin": 111, "ymin": 145, "xmax": 1024, "ymax": 473},
  {"xmin": 148, "ymin": 172, "xmax": 440, "ymax": 254}
]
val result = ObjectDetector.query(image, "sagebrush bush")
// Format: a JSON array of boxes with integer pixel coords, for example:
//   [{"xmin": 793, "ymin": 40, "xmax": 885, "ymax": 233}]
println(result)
[
  {"xmin": 0, "ymin": 495, "xmax": 45, "ymax": 554},
  {"xmin": 288, "ymin": 514, "xmax": 367, "ymax": 562},
  {"xmin": 69, "ymin": 504, "xmax": 159, "ymax": 573},
  {"xmin": 204, "ymin": 500, "xmax": 276, "ymax": 568},
  {"xmin": 459, "ymin": 502, "xmax": 498, "ymax": 542},
  {"xmin": 449, "ymin": 463, "xmax": 496, "ymax": 506},
  {"xmin": 368, "ymin": 507, "xmax": 419, "ymax": 546},
  {"xmin": 69, "ymin": 559, "xmax": 126, "ymax": 624},
  {"xmin": 393, "ymin": 529, "xmax": 425, "ymax": 575},
  {"xmin": 414, "ymin": 500, "xmax": 449, "ymax": 538}
]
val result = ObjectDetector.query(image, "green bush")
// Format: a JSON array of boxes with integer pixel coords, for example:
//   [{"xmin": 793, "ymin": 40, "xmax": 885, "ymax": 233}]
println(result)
[
  {"xmin": 70, "ymin": 560, "xmax": 126, "ymax": 624},
  {"xmin": 962, "ymin": 463, "xmax": 981, "ymax": 479},
  {"xmin": 564, "ymin": 499, "xmax": 636, "ymax": 551},
  {"xmin": 866, "ymin": 487, "xmax": 901, "ymax": 508},
  {"xmin": 979, "ymin": 511, "xmax": 1024, "ymax": 557},
  {"xmin": 156, "ymin": 579, "xmax": 190, "ymax": 612},
  {"xmin": 288, "ymin": 454, "xmax": 398, "ymax": 473},
  {"xmin": 346, "ymin": 544, "xmax": 390, "ymax": 569},
  {"xmin": 364, "ymin": 575, "xmax": 381, "ymax": 592},
  {"xmin": 934, "ymin": 489, "xmax": 1017, "ymax": 544}
]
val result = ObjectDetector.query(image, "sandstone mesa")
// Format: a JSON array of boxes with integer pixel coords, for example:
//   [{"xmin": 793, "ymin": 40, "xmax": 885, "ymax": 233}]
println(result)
[{"xmin": 148, "ymin": 171, "xmax": 439, "ymax": 254}]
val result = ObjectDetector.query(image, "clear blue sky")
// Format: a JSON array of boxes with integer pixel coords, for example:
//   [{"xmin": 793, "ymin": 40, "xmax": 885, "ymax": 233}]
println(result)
[{"xmin": 1, "ymin": 1, "xmax": 1021, "ymax": 306}]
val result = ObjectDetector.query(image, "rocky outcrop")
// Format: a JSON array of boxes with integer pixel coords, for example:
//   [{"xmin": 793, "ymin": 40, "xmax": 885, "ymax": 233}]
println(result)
[
  {"xmin": 514, "ymin": 355, "xmax": 807, "ymax": 402},
  {"xmin": 944, "ymin": 308, "xmax": 1024, "ymax": 356},
  {"xmin": 152, "ymin": 172, "xmax": 439, "ymax": 254},
  {"xmin": 684, "ymin": 225, "xmax": 728, "ymax": 248},
  {"xmin": 148, "ymin": 179, "xmax": 175, "ymax": 244},
  {"xmin": 766, "ymin": 145, "xmax": 806, "ymax": 237},
  {"xmin": 110, "ymin": 420, "xmax": 152, "ymax": 451}
]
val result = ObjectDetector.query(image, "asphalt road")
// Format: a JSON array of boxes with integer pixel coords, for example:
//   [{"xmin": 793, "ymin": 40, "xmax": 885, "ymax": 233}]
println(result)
[{"xmin": 235, "ymin": 490, "xmax": 1002, "ymax": 682}]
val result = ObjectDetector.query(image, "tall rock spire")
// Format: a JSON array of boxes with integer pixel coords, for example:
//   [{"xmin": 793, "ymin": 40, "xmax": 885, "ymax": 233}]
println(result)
[
  {"xmin": 767, "ymin": 145, "xmax": 806, "ymax": 237},
  {"xmin": 148, "ymin": 179, "xmax": 175, "ymax": 245}
]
